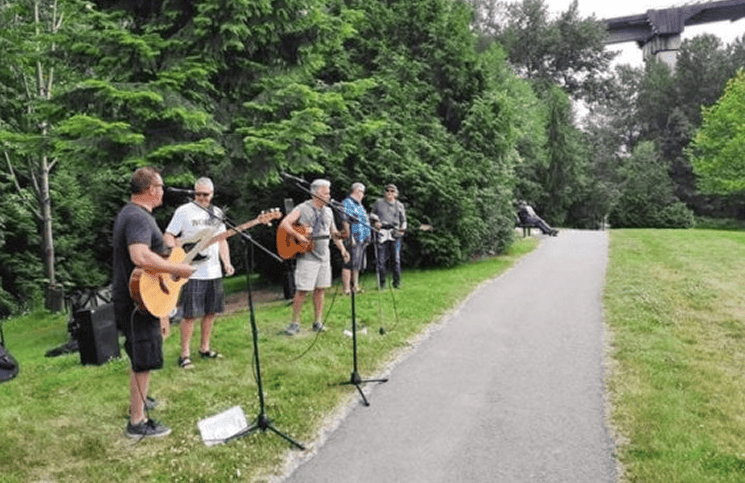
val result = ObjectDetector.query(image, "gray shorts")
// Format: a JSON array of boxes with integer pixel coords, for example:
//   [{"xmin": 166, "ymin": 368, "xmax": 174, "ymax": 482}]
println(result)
[
  {"xmin": 295, "ymin": 256, "xmax": 331, "ymax": 291},
  {"xmin": 343, "ymin": 240, "xmax": 367, "ymax": 270}
]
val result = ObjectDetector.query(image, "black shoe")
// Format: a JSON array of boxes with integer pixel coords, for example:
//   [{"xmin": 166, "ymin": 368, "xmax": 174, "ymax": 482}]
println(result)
[
  {"xmin": 312, "ymin": 322, "xmax": 326, "ymax": 332},
  {"xmin": 125, "ymin": 419, "xmax": 171, "ymax": 439}
]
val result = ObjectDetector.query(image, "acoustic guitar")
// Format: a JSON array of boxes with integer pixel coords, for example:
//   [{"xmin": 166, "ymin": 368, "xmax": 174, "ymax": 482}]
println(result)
[
  {"xmin": 276, "ymin": 224, "xmax": 349, "ymax": 260},
  {"xmin": 129, "ymin": 209, "xmax": 281, "ymax": 317},
  {"xmin": 276, "ymin": 223, "xmax": 314, "ymax": 260}
]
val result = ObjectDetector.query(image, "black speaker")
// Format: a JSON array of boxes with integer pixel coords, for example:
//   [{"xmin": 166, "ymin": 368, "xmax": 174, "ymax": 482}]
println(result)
[{"xmin": 75, "ymin": 303, "xmax": 120, "ymax": 365}]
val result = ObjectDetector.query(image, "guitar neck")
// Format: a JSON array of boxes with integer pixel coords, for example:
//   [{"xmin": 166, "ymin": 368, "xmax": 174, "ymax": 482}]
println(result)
[
  {"xmin": 212, "ymin": 219, "xmax": 263, "ymax": 245},
  {"xmin": 182, "ymin": 219, "xmax": 262, "ymax": 265},
  {"xmin": 180, "ymin": 209, "xmax": 282, "ymax": 266}
]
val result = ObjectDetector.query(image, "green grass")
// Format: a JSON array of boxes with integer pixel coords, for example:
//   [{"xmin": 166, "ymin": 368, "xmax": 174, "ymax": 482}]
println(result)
[
  {"xmin": 605, "ymin": 229, "xmax": 745, "ymax": 482},
  {"xmin": 0, "ymin": 237, "xmax": 538, "ymax": 483},
  {"xmin": 223, "ymin": 273, "xmax": 265, "ymax": 296}
]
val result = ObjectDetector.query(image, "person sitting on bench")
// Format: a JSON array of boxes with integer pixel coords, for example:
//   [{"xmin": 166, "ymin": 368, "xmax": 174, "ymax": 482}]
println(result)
[{"xmin": 516, "ymin": 200, "xmax": 558, "ymax": 236}]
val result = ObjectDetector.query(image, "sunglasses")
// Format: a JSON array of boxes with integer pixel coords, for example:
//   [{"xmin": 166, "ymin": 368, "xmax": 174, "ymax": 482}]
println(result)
[{"xmin": 386, "ymin": 189, "xmax": 396, "ymax": 193}]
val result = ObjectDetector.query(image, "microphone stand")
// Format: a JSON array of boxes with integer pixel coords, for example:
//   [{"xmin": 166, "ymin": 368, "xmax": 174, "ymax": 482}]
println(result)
[
  {"xmin": 341, "ymin": 232, "xmax": 388, "ymax": 406},
  {"xmin": 181, "ymin": 195, "xmax": 304, "ymax": 449},
  {"xmin": 226, "ymin": 232, "xmax": 304, "ymax": 449},
  {"xmin": 281, "ymin": 175, "xmax": 388, "ymax": 406}
]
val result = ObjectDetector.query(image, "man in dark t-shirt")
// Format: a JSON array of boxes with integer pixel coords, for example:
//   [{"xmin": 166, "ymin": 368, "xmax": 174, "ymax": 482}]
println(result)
[{"xmin": 112, "ymin": 167, "xmax": 194, "ymax": 439}]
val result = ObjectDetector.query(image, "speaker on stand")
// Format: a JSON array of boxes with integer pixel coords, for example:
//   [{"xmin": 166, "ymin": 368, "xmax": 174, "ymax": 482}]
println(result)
[{"xmin": 75, "ymin": 303, "xmax": 120, "ymax": 365}]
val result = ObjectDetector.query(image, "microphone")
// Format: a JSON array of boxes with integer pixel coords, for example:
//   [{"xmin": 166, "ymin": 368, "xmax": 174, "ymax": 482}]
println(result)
[
  {"xmin": 280, "ymin": 172, "xmax": 308, "ymax": 185},
  {"xmin": 165, "ymin": 187, "xmax": 195, "ymax": 197}
]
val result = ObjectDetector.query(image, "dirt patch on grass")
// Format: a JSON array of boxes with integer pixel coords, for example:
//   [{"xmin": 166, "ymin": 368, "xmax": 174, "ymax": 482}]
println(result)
[{"xmin": 222, "ymin": 286, "xmax": 288, "ymax": 315}]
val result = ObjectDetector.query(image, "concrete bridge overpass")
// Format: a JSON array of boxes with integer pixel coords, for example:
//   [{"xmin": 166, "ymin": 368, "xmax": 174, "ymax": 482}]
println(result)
[{"xmin": 604, "ymin": 0, "xmax": 745, "ymax": 67}]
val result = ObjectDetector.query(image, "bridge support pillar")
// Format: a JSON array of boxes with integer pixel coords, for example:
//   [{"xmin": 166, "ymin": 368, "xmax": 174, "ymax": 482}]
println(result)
[{"xmin": 642, "ymin": 34, "xmax": 681, "ymax": 70}]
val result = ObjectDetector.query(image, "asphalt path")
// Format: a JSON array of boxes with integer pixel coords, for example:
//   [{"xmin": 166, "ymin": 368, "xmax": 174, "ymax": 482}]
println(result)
[{"xmin": 279, "ymin": 229, "xmax": 617, "ymax": 483}]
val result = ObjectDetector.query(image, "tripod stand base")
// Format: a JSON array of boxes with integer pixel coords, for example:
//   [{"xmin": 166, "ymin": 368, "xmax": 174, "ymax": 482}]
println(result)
[
  {"xmin": 198, "ymin": 406, "xmax": 305, "ymax": 449},
  {"xmin": 232, "ymin": 413, "xmax": 306, "ymax": 450},
  {"xmin": 340, "ymin": 371, "xmax": 389, "ymax": 406}
]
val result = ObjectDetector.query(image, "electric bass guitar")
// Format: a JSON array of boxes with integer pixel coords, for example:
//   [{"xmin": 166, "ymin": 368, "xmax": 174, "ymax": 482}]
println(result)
[{"xmin": 129, "ymin": 209, "xmax": 281, "ymax": 317}]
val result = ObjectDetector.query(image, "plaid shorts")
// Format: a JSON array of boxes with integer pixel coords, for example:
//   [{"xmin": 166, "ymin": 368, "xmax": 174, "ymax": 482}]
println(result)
[{"xmin": 180, "ymin": 278, "xmax": 225, "ymax": 318}]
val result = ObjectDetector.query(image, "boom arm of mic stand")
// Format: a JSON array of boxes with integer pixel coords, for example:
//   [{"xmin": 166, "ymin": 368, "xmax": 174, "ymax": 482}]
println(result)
[{"xmin": 233, "ymin": 229, "xmax": 283, "ymax": 263}]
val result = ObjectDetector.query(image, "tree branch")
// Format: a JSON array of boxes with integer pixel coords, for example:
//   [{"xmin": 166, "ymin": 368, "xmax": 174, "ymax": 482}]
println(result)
[{"xmin": 4, "ymin": 150, "xmax": 42, "ymax": 220}]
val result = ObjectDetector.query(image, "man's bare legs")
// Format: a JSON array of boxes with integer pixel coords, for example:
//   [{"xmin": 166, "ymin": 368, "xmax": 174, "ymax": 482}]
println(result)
[
  {"xmin": 292, "ymin": 290, "xmax": 308, "ymax": 324},
  {"xmin": 180, "ymin": 314, "xmax": 218, "ymax": 363},
  {"xmin": 312, "ymin": 287, "xmax": 325, "ymax": 323},
  {"xmin": 342, "ymin": 268, "xmax": 352, "ymax": 294},
  {"xmin": 199, "ymin": 314, "xmax": 216, "ymax": 354},
  {"xmin": 130, "ymin": 370, "xmax": 150, "ymax": 424},
  {"xmin": 287, "ymin": 287, "xmax": 326, "ymax": 334},
  {"xmin": 180, "ymin": 318, "xmax": 196, "ymax": 359}
]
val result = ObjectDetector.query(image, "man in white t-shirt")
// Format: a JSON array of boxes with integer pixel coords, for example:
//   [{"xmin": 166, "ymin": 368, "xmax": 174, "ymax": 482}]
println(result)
[{"xmin": 164, "ymin": 177, "xmax": 234, "ymax": 369}]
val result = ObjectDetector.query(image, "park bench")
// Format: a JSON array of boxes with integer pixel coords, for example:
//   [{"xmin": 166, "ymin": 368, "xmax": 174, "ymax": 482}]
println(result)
[{"xmin": 515, "ymin": 214, "xmax": 532, "ymax": 237}]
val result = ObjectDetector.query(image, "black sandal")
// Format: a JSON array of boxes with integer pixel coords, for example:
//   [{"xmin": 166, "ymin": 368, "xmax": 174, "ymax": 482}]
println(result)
[
  {"xmin": 177, "ymin": 356, "xmax": 194, "ymax": 369},
  {"xmin": 199, "ymin": 350, "xmax": 222, "ymax": 359}
]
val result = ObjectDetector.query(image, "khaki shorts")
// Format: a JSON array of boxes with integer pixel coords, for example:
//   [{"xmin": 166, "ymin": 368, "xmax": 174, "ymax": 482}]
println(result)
[{"xmin": 295, "ymin": 256, "xmax": 331, "ymax": 291}]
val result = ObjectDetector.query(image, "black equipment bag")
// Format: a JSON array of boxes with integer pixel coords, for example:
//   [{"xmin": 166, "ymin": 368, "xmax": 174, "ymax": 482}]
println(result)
[{"xmin": 0, "ymin": 323, "xmax": 19, "ymax": 383}]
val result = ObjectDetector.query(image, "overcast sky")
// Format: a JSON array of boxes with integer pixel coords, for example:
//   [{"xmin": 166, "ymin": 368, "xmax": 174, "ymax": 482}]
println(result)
[{"xmin": 543, "ymin": 0, "xmax": 745, "ymax": 67}]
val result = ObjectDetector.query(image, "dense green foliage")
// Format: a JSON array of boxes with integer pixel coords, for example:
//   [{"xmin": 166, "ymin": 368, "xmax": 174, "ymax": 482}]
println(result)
[
  {"xmin": 582, "ymin": 33, "xmax": 745, "ymax": 229},
  {"xmin": 495, "ymin": 0, "xmax": 614, "ymax": 101},
  {"xmin": 690, "ymin": 69, "xmax": 745, "ymax": 196},
  {"xmin": 0, "ymin": 0, "xmax": 546, "ymax": 314},
  {"xmin": 2, "ymin": 0, "xmax": 744, "ymax": 314},
  {"xmin": 609, "ymin": 142, "xmax": 694, "ymax": 229}
]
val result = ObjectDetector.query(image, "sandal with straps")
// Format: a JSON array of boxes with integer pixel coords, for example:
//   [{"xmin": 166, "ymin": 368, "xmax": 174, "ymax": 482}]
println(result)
[
  {"xmin": 177, "ymin": 356, "xmax": 194, "ymax": 369},
  {"xmin": 199, "ymin": 349, "xmax": 222, "ymax": 359}
]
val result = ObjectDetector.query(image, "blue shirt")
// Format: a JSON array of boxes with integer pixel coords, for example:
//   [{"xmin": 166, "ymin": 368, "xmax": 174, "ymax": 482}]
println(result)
[{"xmin": 343, "ymin": 196, "xmax": 370, "ymax": 243}]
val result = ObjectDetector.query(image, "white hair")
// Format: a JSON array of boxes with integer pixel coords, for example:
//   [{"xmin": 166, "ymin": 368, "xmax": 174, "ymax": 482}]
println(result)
[
  {"xmin": 310, "ymin": 178, "xmax": 331, "ymax": 194},
  {"xmin": 194, "ymin": 177, "xmax": 214, "ymax": 191},
  {"xmin": 351, "ymin": 182, "xmax": 365, "ymax": 193}
]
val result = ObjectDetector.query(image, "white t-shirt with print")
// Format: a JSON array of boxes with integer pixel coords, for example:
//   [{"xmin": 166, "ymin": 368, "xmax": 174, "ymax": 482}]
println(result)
[{"xmin": 165, "ymin": 202, "xmax": 226, "ymax": 280}]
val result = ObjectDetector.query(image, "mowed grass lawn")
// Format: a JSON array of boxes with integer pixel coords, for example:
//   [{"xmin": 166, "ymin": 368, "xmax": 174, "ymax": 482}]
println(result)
[
  {"xmin": 606, "ymin": 229, "xmax": 745, "ymax": 482},
  {"xmin": 0, "ymin": 237, "xmax": 538, "ymax": 483}
]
